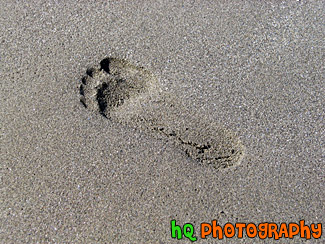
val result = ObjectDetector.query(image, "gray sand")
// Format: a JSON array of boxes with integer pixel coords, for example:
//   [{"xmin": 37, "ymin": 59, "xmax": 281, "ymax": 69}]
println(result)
[{"xmin": 1, "ymin": 0, "xmax": 324, "ymax": 243}]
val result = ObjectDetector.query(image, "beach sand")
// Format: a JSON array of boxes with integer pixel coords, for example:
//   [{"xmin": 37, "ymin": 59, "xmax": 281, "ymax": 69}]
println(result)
[{"xmin": 1, "ymin": 1, "xmax": 324, "ymax": 243}]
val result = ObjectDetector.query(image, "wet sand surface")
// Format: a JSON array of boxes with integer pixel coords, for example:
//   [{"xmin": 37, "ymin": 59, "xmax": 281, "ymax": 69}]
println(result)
[{"xmin": 1, "ymin": 1, "xmax": 324, "ymax": 243}]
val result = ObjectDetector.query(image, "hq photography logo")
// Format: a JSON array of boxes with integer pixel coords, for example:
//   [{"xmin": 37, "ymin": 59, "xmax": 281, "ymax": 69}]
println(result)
[{"xmin": 170, "ymin": 219, "xmax": 322, "ymax": 242}]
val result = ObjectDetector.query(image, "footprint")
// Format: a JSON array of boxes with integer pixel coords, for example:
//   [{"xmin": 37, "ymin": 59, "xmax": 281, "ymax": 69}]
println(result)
[{"xmin": 80, "ymin": 57, "xmax": 244, "ymax": 170}]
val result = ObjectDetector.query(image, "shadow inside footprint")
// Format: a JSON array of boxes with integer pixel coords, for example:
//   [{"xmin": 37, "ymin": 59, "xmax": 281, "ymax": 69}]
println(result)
[{"xmin": 80, "ymin": 57, "xmax": 244, "ymax": 170}]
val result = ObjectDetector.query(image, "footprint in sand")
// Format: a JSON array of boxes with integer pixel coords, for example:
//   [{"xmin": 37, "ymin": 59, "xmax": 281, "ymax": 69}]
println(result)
[{"xmin": 79, "ymin": 57, "xmax": 244, "ymax": 170}]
